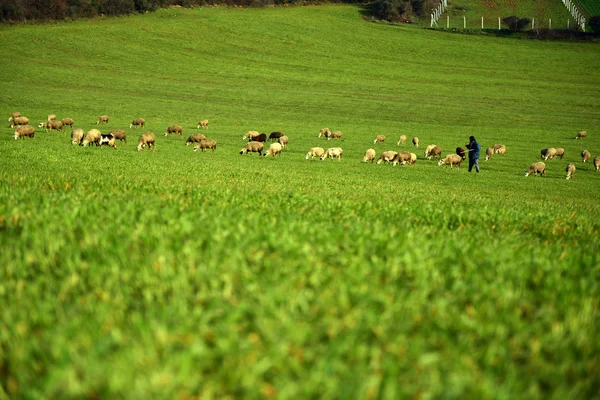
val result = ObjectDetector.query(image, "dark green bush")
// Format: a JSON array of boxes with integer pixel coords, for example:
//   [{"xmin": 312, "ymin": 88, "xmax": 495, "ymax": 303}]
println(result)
[
  {"xmin": 502, "ymin": 16, "xmax": 531, "ymax": 32},
  {"xmin": 589, "ymin": 15, "xmax": 600, "ymax": 34}
]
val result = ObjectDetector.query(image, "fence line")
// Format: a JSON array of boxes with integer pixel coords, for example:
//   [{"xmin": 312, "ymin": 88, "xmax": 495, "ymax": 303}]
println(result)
[
  {"xmin": 561, "ymin": 0, "xmax": 586, "ymax": 31},
  {"xmin": 430, "ymin": 0, "xmax": 447, "ymax": 27},
  {"xmin": 432, "ymin": 17, "xmax": 578, "ymax": 31}
]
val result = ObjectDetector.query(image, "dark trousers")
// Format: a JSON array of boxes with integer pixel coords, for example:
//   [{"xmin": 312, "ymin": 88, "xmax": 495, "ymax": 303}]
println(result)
[{"xmin": 469, "ymin": 158, "xmax": 480, "ymax": 172}]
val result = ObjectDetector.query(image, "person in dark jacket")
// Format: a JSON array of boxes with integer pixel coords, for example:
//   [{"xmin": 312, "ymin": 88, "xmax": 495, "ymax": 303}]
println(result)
[{"xmin": 466, "ymin": 136, "xmax": 480, "ymax": 173}]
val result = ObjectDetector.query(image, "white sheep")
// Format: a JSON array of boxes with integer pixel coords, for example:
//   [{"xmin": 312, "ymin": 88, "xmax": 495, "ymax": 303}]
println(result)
[
  {"xmin": 82, "ymin": 129, "xmax": 102, "ymax": 147},
  {"xmin": 438, "ymin": 154, "xmax": 463, "ymax": 169},
  {"xmin": 376, "ymin": 151, "xmax": 398, "ymax": 165},
  {"xmin": 524, "ymin": 162, "xmax": 546, "ymax": 177},
  {"xmin": 38, "ymin": 120, "xmax": 63, "ymax": 133},
  {"xmin": 373, "ymin": 135, "xmax": 386, "ymax": 144},
  {"xmin": 493, "ymin": 144, "xmax": 506, "ymax": 154},
  {"xmin": 484, "ymin": 147, "xmax": 494, "ymax": 161},
  {"xmin": 396, "ymin": 135, "xmax": 406, "ymax": 145},
  {"xmin": 412, "ymin": 137, "xmax": 419, "ymax": 148},
  {"xmin": 565, "ymin": 163, "xmax": 576, "ymax": 180},
  {"xmin": 594, "ymin": 156, "xmax": 600, "ymax": 171},
  {"xmin": 47, "ymin": 114, "xmax": 56, "ymax": 121},
  {"xmin": 8, "ymin": 111, "xmax": 21, "ymax": 121},
  {"xmin": 240, "ymin": 142, "xmax": 264, "ymax": 155},
  {"xmin": 321, "ymin": 147, "xmax": 343, "ymax": 160},
  {"xmin": 71, "ymin": 128, "xmax": 85, "ymax": 145},
  {"xmin": 581, "ymin": 150, "xmax": 591, "ymax": 163},
  {"xmin": 14, "ymin": 125, "xmax": 35, "ymax": 140},
  {"xmin": 264, "ymin": 142, "xmax": 283, "ymax": 157},
  {"xmin": 409, "ymin": 153, "xmax": 417, "ymax": 165},
  {"xmin": 278, "ymin": 135, "xmax": 289, "ymax": 149},
  {"xmin": 305, "ymin": 147, "xmax": 325, "ymax": 160},
  {"xmin": 575, "ymin": 131, "xmax": 587, "ymax": 139},
  {"xmin": 362, "ymin": 149, "xmax": 376, "ymax": 163},
  {"xmin": 197, "ymin": 119, "xmax": 209, "ymax": 129},
  {"xmin": 137, "ymin": 132, "xmax": 156, "ymax": 151},
  {"xmin": 555, "ymin": 148, "xmax": 565, "ymax": 159},
  {"xmin": 243, "ymin": 131, "xmax": 259, "ymax": 140},
  {"xmin": 61, "ymin": 118, "xmax": 74, "ymax": 129},
  {"xmin": 540, "ymin": 148, "xmax": 557, "ymax": 161}
]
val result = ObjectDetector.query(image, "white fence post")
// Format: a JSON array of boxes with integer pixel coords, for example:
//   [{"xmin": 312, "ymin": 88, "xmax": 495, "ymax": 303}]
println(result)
[
  {"xmin": 532, "ymin": 18, "xmax": 535, "ymax": 29},
  {"xmin": 549, "ymin": 18, "xmax": 552, "ymax": 29},
  {"xmin": 498, "ymin": 17, "xmax": 500, "ymax": 30},
  {"xmin": 561, "ymin": 0, "xmax": 586, "ymax": 30},
  {"xmin": 430, "ymin": 0, "xmax": 447, "ymax": 28},
  {"xmin": 463, "ymin": 16, "xmax": 466, "ymax": 29},
  {"xmin": 481, "ymin": 16, "xmax": 484, "ymax": 29}
]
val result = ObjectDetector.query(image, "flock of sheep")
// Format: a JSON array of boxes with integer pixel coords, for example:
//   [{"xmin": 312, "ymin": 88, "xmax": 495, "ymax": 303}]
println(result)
[{"xmin": 8, "ymin": 111, "xmax": 599, "ymax": 179}]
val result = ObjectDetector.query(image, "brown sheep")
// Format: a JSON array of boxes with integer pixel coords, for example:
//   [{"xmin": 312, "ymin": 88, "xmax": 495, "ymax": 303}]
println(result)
[
  {"xmin": 540, "ymin": 148, "xmax": 557, "ymax": 161},
  {"xmin": 392, "ymin": 151, "xmax": 412, "ymax": 166},
  {"xmin": 197, "ymin": 119, "xmax": 209, "ymax": 129},
  {"xmin": 524, "ymin": 162, "xmax": 546, "ymax": 177},
  {"xmin": 165, "ymin": 125, "xmax": 183, "ymax": 136},
  {"xmin": 565, "ymin": 164, "xmax": 576, "ymax": 180},
  {"xmin": 575, "ymin": 131, "xmax": 587, "ymax": 139},
  {"xmin": 14, "ymin": 125, "xmax": 35, "ymax": 140},
  {"xmin": 186, "ymin": 134, "xmax": 206, "ymax": 146},
  {"xmin": 318, "ymin": 128, "xmax": 331, "ymax": 138},
  {"xmin": 306, "ymin": 147, "xmax": 325, "ymax": 160},
  {"xmin": 269, "ymin": 131, "xmax": 284, "ymax": 141},
  {"xmin": 362, "ymin": 149, "xmax": 376, "ymax": 163},
  {"xmin": 109, "ymin": 129, "xmax": 127, "ymax": 143},
  {"xmin": 71, "ymin": 128, "xmax": 85, "ymax": 145},
  {"xmin": 194, "ymin": 139, "xmax": 217, "ymax": 152},
  {"xmin": 412, "ymin": 137, "xmax": 419, "ymax": 148},
  {"xmin": 396, "ymin": 135, "xmax": 406, "ymax": 145},
  {"xmin": 130, "ymin": 118, "xmax": 145, "ymax": 128},
  {"xmin": 243, "ymin": 131, "xmax": 259, "ymax": 140},
  {"xmin": 425, "ymin": 145, "xmax": 442, "ymax": 161},
  {"xmin": 61, "ymin": 118, "xmax": 74, "ymax": 128},
  {"xmin": 96, "ymin": 115, "xmax": 109, "ymax": 125},
  {"xmin": 137, "ymin": 132, "xmax": 156, "ymax": 151},
  {"xmin": 240, "ymin": 141, "xmax": 264, "ymax": 155},
  {"xmin": 484, "ymin": 147, "xmax": 494, "ymax": 161},
  {"xmin": 9, "ymin": 116, "xmax": 29, "ymax": 128},
  {"xmin": 82, "ymin": 129, "xmax": 102, "ymax": 147},
  {"xmin": 493, "ymin": 144, "xmax": 506, "ymax": 154},
  {"xmin": 8, "ymin": 111, "xmax": 21, "ymax": 121},
  {"xmin": 581, "ymin": 150, "xmax": 591, "ymax": 163},
  {"xmin": 373, "ymin": 135, "xmax": 386, "ymax": 144},
  {"xmin": 554, "ymin": 148, "xmax": 565, "ymax": 159},
  {"xmin": 376, "ymin": 151, "xmax": 398, "ymax": 165},
  {"xmin": 438, "ymin": 154, "xmax": 463, "ymax": 169},
  {"xmin": 38, "ymin": 120, "xmax": 63, "ymax": 133},
  {"xmin": 456, "ymin": 147, "xmax": 467, "ymax": 160},
  {"xmin": 328, "ymin": 131, "xmax": 342, "ymax": 140},
  {"xmin": 594, "ymin": 156, "xmax": 600, "ymax": 171}
]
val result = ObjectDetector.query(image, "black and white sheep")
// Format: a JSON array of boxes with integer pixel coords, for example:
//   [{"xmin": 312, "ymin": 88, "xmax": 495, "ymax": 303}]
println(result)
[
  {"xmin": 305, "ymin": 147, "xmax": 324, "ymax": 160},
  {"xmin": 524, "ymin": 162, "xmax": 546, "ymax": 177},
  {"xmin": 240, "ymin": 142, "xmax": 264, "ymax": 155},
  {"xmin": 14, "ymin": 125, "xmax": 35, "ymax": 140},
  {"xmin": 137, "ymin": 132, "xmax": 156, "ymax": 151},
  {"xmin": 99, "ymin": 133, "xmax": 117, "ymax": 149}
]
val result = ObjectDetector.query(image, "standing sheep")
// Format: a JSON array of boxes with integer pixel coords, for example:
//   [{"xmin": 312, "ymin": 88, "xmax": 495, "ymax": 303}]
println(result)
[
  {"xmin": 39, "ymin": 120, "xmax": 63, "ymax": 133},
  {"xmin": 524, "ymin": 162, "xmax": 546, "ymax": 177},
  {"xmin": 99, "ymin": 134, "xmax": 117, "ymax": 149},
  {"xmin": 540, "ymin": 148, "xmax": 557, "ymax": 161},
  {"xmin": 96, "ymin": 115, "xmax": 109, "ymax": 125},
  {"xmin": 197, "ymin": 119, "xmax": 209, "ymax": 129},
  {"xmin": 425, "ymin": 145, "xmax": 442, "ymax": 160},
  {"xmin": 14, "ymin": 125, "xmax": 35, "ymax": 140},
  {"xmin": 318, "ymin": 128, "xmax": 331, "ymax": 138},
  {"xmin": 412, "ymin": 137, "xmax": 419, "ymax": 148},
  {"xmin": 321, "ymin": 147, "xmax": 343, "ymax": 161},
  {"xmin": 165, "ymin": 125, "xmax": 183, "ymax": 136},
  {"xmin": 250, "ymin": 133, "xmax": 268, "ymax": 142},
  {"xmin": 243, "ymin": 131, "xmax": 259, "ymax": 141},
  {"xmin": 186, "ymin": 134, "xmax": 206, "ymax": 146},
  {"xmin": 137, "ymin": 132, "xmax": 156, "ymax": 151},
  {"xmin": 438, "ymin": 154, "xmax": 463, "ymax": 169},
  {"xmin": 554, "ymin": 148, "xmax": 565, "ymax": 159},
  {"xmin": 8, "ymin": 111, "xmax": 21, "ymax": 121},
  {"xmin": 493, "ymin": 144, "xmax": 506, "ymax": 154},
  {"xmin": 328, "ymin": 131, "xmax": 343, "ymax": 140},
  {"xmin": 278, "ymin": 135, "xmax": 289, "ymax": 149},
  {"xmin": 9, "ymin": 117, "xmax": 29, "ymax": 128},
  {"xmin": 193, "ymin": 139, "xmax": 217, "ymax": 152},
  {"xmin": 565, "ymin": 164, "xmax": 576, "ymax": 180},
  {"xmin": 264, "ymin": 142, "xmax": 283, "ymax": 157},
  {"xmin": 484, "ymin": 147, "xmax": 494, "ymax": 161},
  {"xmin": 109, "ymin": 129, "xmax": 127, "ymax": 143},
  {"xmin": 456, "ymin": 147, "xmax": 467, "ymax": 160},
  {"xmin": 581, "ymin": 150, "xmax": 591, "ymax": 163},
  {"xmin": 269, "ymin": 131, "xmax": 284, "ymax": 141},
  {"xmin": 61, "ymin": 118, "xmax": 74, "ymax": 129},
  {"xmin": 47, "ymin": 114, "xmax": 56, "ymax": 121},
  {"xmin": 373, "ymin": 135, "xmax": 386, "ymax": 144},
  {"xmin": 575, "ymin": 131, "xmax": 587, "ymax": 139},
  {"xmin": 362, "ymin": 149, "xmax": 376, "ymax": 163},
  {"xmin": 396, "ymin": 135, "xmax": 406, "ymax": 145},
  {"xmin": 305, "ymin": 147, "xmax": 325, "ymax": 160},
  {"xmin": 409, "ymin": 153, "xmax": 417, "ymax": 165},
  {"xmin": 130, "ymin": 118, "xmax": 145, "ymax": 128},
  {"xmin": 71, "ymin": 128, "xmax": 85, "ymax": 145},
  {"xmin": 392, "ymin": 151, "xmax": 412, "ymax": 166},
  {"xmin": 82, "ymin": 129, "xmax": 102, "ymax": 147},
  {"xmin": 593, "ymin": 156, "xmax": 600, "ymax": 171},
  {"xmin": 376, "ymin": 151, "xmax": 398, "ymax": 165},
  {"xmin": 240, "ymin": 142, "xmax": 264, "ymax": 155}
]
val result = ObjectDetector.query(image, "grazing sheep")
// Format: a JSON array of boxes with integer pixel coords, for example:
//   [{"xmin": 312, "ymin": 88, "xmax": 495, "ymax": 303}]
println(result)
[
  {"xmin": 47, "ymin": 114, "xmax": 56, "ymax": 121},
  {"xmin": 484, "ymin": 147, "xmax": 494, "ymax": 161},
  {"xmin": 8, "ymin": 111, "xmax": 21, "ymax": 121},
  {"xmin": 193, "ymin": 139, "xmax": 217, "ymax": 152},
  {"xmin": 524, "ymin": 162, "xmax": 546, "ymax": 177},
  {"xmin": 186, "ymin": 133, "xmax": 206, "ymax": 146},
  {"xmin": 456, "ymin": 147, "xmax": 467, "ymax": 160},
  {"xmin": 424, "ymin": 144, "xmax": 436, "ymax": 157},
  {"xmin": 376, "ymin": 151, "xmax": 398, "ymax": 165},
  {"xmin": 328, "ymin": 131, "xmax": 342, "ymax": 140},
  {"xmin": 165, "ymin": 125, "xmax": 183, "ymax": 136},
  {"xmin": 321, "ymin": 147, "xmax": 343, "ymax": 161},
  {"xmin": 594, "ymin": 156, "xmax": 600, "ymax": 171},
  {"xmin": 240, "ymin": 141, "xmax": 264, "ymax": 155},
  {"xmin": 392, "ymin": 151, "xmax": 412, "ymax": 166},
  {"xmin": 264, "ymin": 142, "xmax": 283, "ymax": 157},
  {"xmin": 278, "ymin": 135, "xmax": 289, "ymax": 149},
  {"xmin": 269, "ymin": 131, "xmax": 284, "ymax": 141},
  {"xmin": 99, "ymin": 133, "xmax": 117, "ymax": 149},
  {"xmin": 130, "ymin": 118, "xmax": 145, "ymax": 129},
  {"xmin": 540, "ymin": 148, "xmax": 557, "ymax": 161},
  {"xmin": 96, "ymin": 115, "xmax": 109, "ymax": 125},
  {"xmin": 575, "ymin": 131, "xmax": 587, "ymax": 139},
  {"xmin": 109, "ymin": 129, "xmax": 127, "ymax": 143},
  {"xmin": 425, "ymin": 145, "xmax": 442, "ymax": 160},
  {"xmin": 555, "ymin": 148, "xmax": 565, "ymax": 159},
  {"xmin": 373, "ymin": 135, "xmax": 386, "ymax": 144},
  {"xmin": 412, "ymin": 137, "xmax": 419, "ymax": 148},
  {"xmin": 362, "ymin": 148, "xmax": 376, "ymax": 163},
  {"xmin": 9, "ymin": 116, "xmax": 29, "ymax": 128},
  {"xmin": 14, "ymin": 125, "xmax": 35, "ymax": 140},
  {"xmin": 251, "ymin": 133, "xmax": 267, "ymax": 142},
  {"xmin": 581, "ymin": 150, "xmax": 591, "ymax": 163},
  {"xmin": 565, "ymin": 163, "xmax": 576, "ymax": 180},
  {"xmin": 38, "ymin": 120, "xmax": 63, "ymax": 133},
  {"xmin": 493, "ymin": 144, "xmax": 506, "ymax": 155},
  {"xmin": 137, "ymin": 132, "xmax": 156, "ymax": 151},
  {"xmin": 396, "ymin": 135, "xmax": 407, "ymax": 145},
  {"xmin": 305, "ymin": 147, "xmax": 325, "ymax": 160},
  {"xmin": 61, "ymin": 118, "xmax": 74, "ymax": 128},
  {"xmin": 82, "ymin": 129, "xmax": 102, "ymax": 147},
  {"xmin": 197, "ymin": 119, "xmax": 209, "ymax": 129},
  {"xmin": 71, "ymin": 128, "xmax": 85, "ymax": 145},
  {"xmin": 318, "ymin": 128, "xmax": 331, "ymax": 138},
  {"xmin": 438, "ymin": 154, "xmax": 463, "ymax": 169},
  {"xmin": 243, "ymin": 131, "xmax": 259, "ymax": 141},
  {"xmin": 409, "ymin": 152, "xmax": 417, "ymax": 165}
]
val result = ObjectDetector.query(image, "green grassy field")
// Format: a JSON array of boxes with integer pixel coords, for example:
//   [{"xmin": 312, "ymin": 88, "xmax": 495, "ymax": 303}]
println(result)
[{"xmin": 1, "ymin": 4, "xmax": 600, "ymax": 398}]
